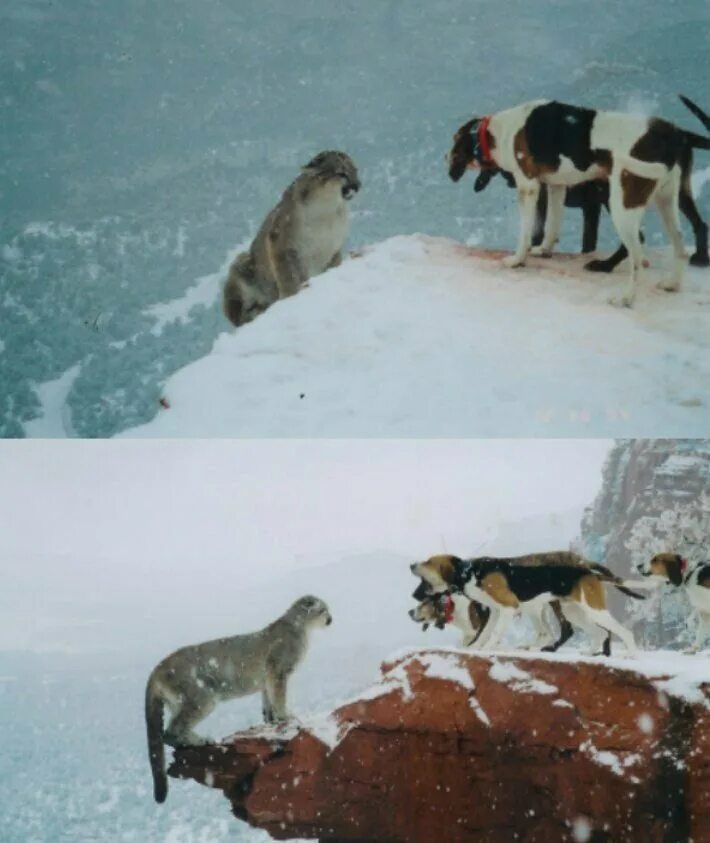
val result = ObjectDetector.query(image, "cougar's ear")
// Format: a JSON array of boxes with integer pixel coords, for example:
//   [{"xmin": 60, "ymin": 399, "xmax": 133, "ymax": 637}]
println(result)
[{"xmin": 304, "ymin": 152, "xmax": 327, "ymax": 170}]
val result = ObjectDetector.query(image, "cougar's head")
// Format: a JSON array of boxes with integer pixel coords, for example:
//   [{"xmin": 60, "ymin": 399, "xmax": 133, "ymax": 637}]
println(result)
[{"xmin": 303, "ymin": 150, "xmax": 361, "ymax": 199}]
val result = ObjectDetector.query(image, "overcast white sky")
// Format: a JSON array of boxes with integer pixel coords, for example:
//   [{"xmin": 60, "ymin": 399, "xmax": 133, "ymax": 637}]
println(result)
[
  {"xmin": 0, "ymin": 439, "xmax": 613, "ymax": 652},
  {"xmin": 0, "ymin": 439, "xmax": 611, "ymax": 573}
]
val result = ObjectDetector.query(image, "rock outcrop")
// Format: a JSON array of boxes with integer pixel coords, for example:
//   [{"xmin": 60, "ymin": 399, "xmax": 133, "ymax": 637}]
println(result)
[
  {"xmin": 581, "ymin": 439, "xmax": 710, "ymax": 572},
  {"xmin": 169, "ymin": 649, "xmax": 710, "ymax": 843}
]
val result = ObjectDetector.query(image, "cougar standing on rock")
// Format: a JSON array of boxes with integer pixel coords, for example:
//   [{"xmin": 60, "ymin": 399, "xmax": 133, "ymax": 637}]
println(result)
[
  {"xmin": 222, "ymin": 150, "xmax": 361, "ymax": 326},
  {"xmin": 145, "ymin": 595, "xmax": 332, "ymax": 803}
]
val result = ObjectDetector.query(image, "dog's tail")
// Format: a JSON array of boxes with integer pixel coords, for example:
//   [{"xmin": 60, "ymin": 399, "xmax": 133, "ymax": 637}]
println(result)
[
  {"xmin": 679, "ymin": 94, "xmax": 710, "ymax": 136},
  {"xmin": 588, "ymin": 564, "xmax": 647, "ymax": 600},
  {"xmin": 222, "ymin": 252, "xmax": 255, "ymax": 327},
  {"xmin": 615, "ymin": 155, "xmax": 668, "ymax": 180},
  {"xmin": 145, "ymin": 672, "xmax": 168, "ymax": 804}
]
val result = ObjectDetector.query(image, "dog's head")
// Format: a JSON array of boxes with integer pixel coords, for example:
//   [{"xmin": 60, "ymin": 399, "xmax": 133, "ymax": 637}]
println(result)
[
  {"xmin": 303, "ymin": 150, "xmax": 361, "ymax": 199},
  {"xmin": 636, "ymin": 553, "xmax": 687, "ymax": 587},
  {"xmin": 408, "ymin": 579, "xmax": 453, "ymax": 631},
  {"xmin": 410, "ymin": 554, "xmax": 464, "ymax": 592},
  {"xmin": 448, "ymin": 117, "xmax": 498, "ymax": 182},
  {"xmin": 408, "ymin": 595, "xmax": 448, "ymax": 631}
]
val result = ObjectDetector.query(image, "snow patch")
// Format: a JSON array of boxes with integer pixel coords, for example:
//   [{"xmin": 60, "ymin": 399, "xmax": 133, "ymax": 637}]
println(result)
[
  {"xmin": 580, "ymin": 740, "xmax": 642, "ymax": 777},
  {"xmin": 24, "ymin": 363, "xmax": 81, "ymax": 437},
  {"xmin": 302, "ymin": 712, "xmax": 355, "ymax": 751},
  {"xmin": 488, "ymin": 659, "xmax": 558, "ymax": 695},
  {"xmin": 122, "ymin": 235, "xmax": 710, "ymax": 438},
  {"xmin": 420, "ymin": 651, "xmax": 475, "ymax": 691}
]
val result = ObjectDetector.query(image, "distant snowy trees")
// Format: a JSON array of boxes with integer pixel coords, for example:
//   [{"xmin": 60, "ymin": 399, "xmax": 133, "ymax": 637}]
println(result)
[{"xmin": 625, "ymin": 493, "xmax": 710, "ymax": 647}]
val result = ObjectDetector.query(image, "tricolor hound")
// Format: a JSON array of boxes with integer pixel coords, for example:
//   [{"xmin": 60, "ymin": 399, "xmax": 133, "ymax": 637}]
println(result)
[
  {"xmin": 638, "ymin": 552, "xmax": 710, "ymax": 652},
  {"xmin": 411, "ymin": 553, "xmax": 645, "ymax": 654}
]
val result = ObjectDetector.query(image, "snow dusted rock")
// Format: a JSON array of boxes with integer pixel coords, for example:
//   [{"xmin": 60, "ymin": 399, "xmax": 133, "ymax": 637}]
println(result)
[
  {"xmin": 582, "ymin": 439, "xmax": 710, "ymax": 572},
  {"xmin": 122, "ymin": 236, "xmax": 710, "ymax": 438},
  {"xmin": 168, "ymin": 649, "xmax": 710, "ymax": 842}
]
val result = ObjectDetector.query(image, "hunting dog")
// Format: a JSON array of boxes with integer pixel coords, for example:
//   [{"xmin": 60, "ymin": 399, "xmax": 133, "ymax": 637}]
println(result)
[
  {"xmin": 409, "ymin": 583, "xmax": 491, "ymax": 647},
  {"xmin": 448, "ymin": 98, "xmax": 710, "ymax": 306},
  {"xmin": 470, "ymin": 96, "xmax": 710, "ymax": 273},
  {"xmin": 637, "ymin": 552, "xmax": 710, "ymax": 652},
  {"xmin": 410, "ymin": 578, "xmax": 573, "ymax": 651},
  {"xmin": 411, "ymin": 553, "xmax": 645, "ymax": 654}
]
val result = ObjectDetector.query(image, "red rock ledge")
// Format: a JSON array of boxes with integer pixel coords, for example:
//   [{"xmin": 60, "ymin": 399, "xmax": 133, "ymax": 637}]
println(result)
[{"xmin": 168, "ymin": 649, "xmax": 710, "ymax": 842}]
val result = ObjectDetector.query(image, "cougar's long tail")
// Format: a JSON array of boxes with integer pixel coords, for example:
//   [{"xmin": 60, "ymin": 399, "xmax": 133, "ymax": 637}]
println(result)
[
  {"xmin": 145, "ymin": 673, "xmax": 167, "ymax": 804},
  {"xmin": 222, "ymin": 252, "xmax": 254, "ymax": 327}
]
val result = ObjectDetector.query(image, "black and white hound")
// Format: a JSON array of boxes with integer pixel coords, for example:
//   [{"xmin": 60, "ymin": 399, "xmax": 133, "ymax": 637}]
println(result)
[{"xmin": 448, "ymin": 99, "xmax": 710, "ymax": 307}]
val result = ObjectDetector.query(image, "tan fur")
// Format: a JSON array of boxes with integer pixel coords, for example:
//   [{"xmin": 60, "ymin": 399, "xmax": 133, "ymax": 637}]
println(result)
[
  {"xmin": 222, "ymin": 151, "xmax": 359, "ymax": 326},
  {"xmin": 649, "ymin": 552, "xmax": 684, "ymax": 586},
  {"xmin": 481, "ymin": 572, "xmax": 520, "ymax": 608},
  {"xmin": 575, "ymin": 575, "xmax": 607, "ymax": 611},
  {"xmin": 413, "ymin": 554, "xmax": 457, "ymax": 589},
  {"xmin": 145, "ymin": 596, "xmax": 331, "ymax": 803}
]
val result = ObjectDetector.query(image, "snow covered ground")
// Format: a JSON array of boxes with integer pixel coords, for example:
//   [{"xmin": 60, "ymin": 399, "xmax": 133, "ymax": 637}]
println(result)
[
  {"xmin": 3, "ymin": 1, "xmax": 709, "ymax": 436},
  {"xmin": 123, "ymin": 235, "xmax": 710, "ymax": 438}
]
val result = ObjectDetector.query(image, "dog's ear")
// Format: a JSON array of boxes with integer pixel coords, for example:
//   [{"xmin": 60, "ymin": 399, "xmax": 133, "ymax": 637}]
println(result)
[
  {"xmin": 474, "ymin": 170, "xmax": 495, "ymax": 192},
  {"xmin": 412, "ymin": 580, "xmax": 431, "ymax": 601},
  {"xmin": 501, "ymin": 170, "xmax": 516, "ymax": 188},
  {"xmin": 437, "ymin": 555, "xmax": 463, "ymax": 586},
  {"xmin": 445, "ymin": 555, "xmax": 468, "ymax": 590},
  {"xmin": 667, "ymin": 554, "xmax": 684, "ymax": 587}
]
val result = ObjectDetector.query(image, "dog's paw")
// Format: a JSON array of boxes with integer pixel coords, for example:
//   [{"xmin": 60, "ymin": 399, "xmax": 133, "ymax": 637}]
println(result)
[
  {"xmin": 530, "ymin": 245, "xmax": 552, "ymax": 258},
  {"xmin": 608, "ymin": 292, "xmax": 635, "ymax": 308},
  {"xmin": 585, "ymin": 258, "xmax": 615, "ymax": 273},
  {"xmin": 502, "ymin": 254, "xmax": 525, "ymax": 269},
  {"xmin": 657, "ymin": 279, "xmax": 680, "ymax": 293},
  {"xmin": 690, "ymin": 251, "xmax": 710, "ymax": 267},
  {"xmin": 683, "ymin": 645, "xmax": 700, "ymax": 655}
]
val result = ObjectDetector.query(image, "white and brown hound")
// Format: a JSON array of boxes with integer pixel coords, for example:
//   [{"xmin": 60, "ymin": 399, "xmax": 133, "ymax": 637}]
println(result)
[
  {"xmin": 638, "ymin": 552, "xmax": 710, "ymax": 652},
  {"xmin": 448, "ymin": 99, "xmax": 710, "ymax": 307}
]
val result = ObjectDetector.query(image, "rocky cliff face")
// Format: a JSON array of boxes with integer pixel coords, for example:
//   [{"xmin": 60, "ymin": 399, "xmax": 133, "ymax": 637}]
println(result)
[
  {"xmin": 581, "ymin": 439, "xmax": 710, "ymax": 572},
  {"xmin": 169, "ymin": 649, "xmax": 710, "ymax": 843}
]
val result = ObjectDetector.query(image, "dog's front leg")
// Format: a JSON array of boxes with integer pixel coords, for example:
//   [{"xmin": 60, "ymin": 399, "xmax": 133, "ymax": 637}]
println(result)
[
  {"xmin": 502, "ymin": 181, "xmax": 540, "ymax": 268},
  {"xmin": 479, "ymin": 607, "xmax": 516, "ymax": 651},
  {"xmin": 685, "ymin": 611, "xmax": 709, "ymax": 653},
  {"xmin": 531, "ymin": 184, "xmax": 565, "ymax": 256}
]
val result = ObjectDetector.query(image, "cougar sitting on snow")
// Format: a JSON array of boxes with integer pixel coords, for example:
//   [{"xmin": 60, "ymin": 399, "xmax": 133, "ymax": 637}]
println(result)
[
  {"xmin": 145, "ymin": 595, "xmax": 332, "ymax": 803},
  {"xmin": 222, "ymin": 150, "xmax": 360, "ymax": 326}
]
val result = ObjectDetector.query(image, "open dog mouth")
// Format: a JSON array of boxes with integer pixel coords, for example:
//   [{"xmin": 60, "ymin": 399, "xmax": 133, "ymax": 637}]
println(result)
[{"xmin": 341, "ymin": 183, "xmax": 359, "ymax": 200}]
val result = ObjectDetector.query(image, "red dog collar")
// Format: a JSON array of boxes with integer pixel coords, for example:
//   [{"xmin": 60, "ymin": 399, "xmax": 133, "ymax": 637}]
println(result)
[
  {"xmin": 443, "ymin": 594, "xmax": 455, "ymax": 624},
  {"xmin": 477, "ymin": 115, "xmax": 493, "ymax": 166}
]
